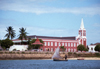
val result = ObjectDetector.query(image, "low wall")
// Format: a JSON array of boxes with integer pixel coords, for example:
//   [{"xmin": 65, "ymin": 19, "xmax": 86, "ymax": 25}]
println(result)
[
  {"xmin": 0, "ymin": 51, "xmax": 100, "ymax": 60},
  {"xmin": 0, "ymin": 51, "xmax": 65, "ymax": 60}
]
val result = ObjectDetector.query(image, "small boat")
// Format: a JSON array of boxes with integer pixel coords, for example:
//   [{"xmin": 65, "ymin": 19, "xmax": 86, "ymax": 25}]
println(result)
[
  {"xmin": 77, "ymin": 58, "xmax": 84, "ymax": 60},
  {"xmin": 52, "ymin": 47, "xmax": 68, "ymax": 61},
  {"xmin": 53, "ymin": 59, "xmax": 68, "ymax": 61}
]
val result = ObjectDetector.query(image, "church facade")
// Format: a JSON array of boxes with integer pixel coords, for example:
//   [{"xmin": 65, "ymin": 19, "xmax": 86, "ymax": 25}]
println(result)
[{"xmin": 12, "ymin": 18, "xmax": 87, "ymax": 52}]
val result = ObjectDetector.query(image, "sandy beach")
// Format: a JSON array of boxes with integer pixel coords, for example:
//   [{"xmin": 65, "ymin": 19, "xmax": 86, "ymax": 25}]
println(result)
[
  {"xmin": 35, "ymin": 57, "xmax": 100, "ymax": 60},
  {"xmin": 68, "ymin": 57, "xmax": 100, "ymax": 60}
]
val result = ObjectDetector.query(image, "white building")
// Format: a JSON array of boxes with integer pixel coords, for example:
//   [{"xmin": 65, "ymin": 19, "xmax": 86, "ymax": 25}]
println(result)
[
  {"xmin": 9, "ymin": 45, "xmax": 28, "ymax": 51},
  {"xmin": 88, "ymin": 43, "xmax": 100, "ymax": 52},
  {"xmin": 88, "ymin": 45, "xmax": 96, "ymax": 52}
]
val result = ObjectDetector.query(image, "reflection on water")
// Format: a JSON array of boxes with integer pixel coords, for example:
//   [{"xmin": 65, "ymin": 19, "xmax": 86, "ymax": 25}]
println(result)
[{"xmin": 0, "ymin": 60, "xmax": 100, "ymax": 69}]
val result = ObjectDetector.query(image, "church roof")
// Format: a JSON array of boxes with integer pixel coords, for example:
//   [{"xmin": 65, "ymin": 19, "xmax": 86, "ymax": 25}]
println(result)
[
  {"xmin": 27, "ymin": 35, "xmax": 76, "ymax": 40},
  {"xmin": 32, "ymin": 38, "xmax": 43, "ymax": 45},
  {"xmin": 91, "ymin": 43, "xmax": 100, "ymax": 45}
]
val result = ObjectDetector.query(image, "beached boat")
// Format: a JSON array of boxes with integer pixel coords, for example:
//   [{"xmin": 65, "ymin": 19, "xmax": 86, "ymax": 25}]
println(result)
[
  {"xmin": 53, "ymin": 59, "xmax": 68, "ymax": 61},
  {"xmin": 77, "ymin": 59, "xmax": 84, "ymax": 60},
  {"xmin": 52, "ymin": 47, "xmax": 68, "ymax": 61}
]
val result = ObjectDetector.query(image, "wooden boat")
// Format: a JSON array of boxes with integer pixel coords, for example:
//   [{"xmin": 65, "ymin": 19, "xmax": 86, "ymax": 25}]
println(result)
[
  {"xmin": 77, "ymin": 59, "xmax": 84, "ymax": 60},
  {"xmin": 53, "ymin": 59, "xmax": 68, "ymax": 61},
  {"xmin": 52, "ymin": 47, "xmax": 68, "ymax": 61}
]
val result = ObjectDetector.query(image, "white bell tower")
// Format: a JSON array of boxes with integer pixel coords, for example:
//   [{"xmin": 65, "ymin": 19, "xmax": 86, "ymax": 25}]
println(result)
[{"xmin": 77, "ymin": 18, "xmax": 87, "ymax": 47}]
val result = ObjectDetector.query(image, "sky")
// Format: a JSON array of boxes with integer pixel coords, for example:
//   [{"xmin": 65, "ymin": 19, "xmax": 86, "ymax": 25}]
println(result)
[{"xmin": 0, "ymin": 0, "xmax": 100, "ymax": 45}]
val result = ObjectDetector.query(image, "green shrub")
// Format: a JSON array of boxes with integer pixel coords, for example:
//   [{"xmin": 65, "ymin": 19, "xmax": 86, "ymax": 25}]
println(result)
[
  {"xmin": 17, "ymin": 52, "xmax": 20, "ymax": 54},
  {"xmin": 22, "ymin": 52, "xmax": 25, "ymax": 54},
  {"xmin": 68, "ymin": 52, "xmax": 72, "ymax": 54},
  {"xmin": 77, "ymin": 54, "xmax": 81, "ymax": 57},
  {"xmin": 95, "ymin": 53, "xmax": 100, "ymax": 56},
  {"xmin": 13, "ymin": 49, "xmax": 16, "ymax": 51},
  {"xmin": 73, "ymin": 52, "xmax": 76, "ymax": 54},
  {"xmin": 29, "ymin": 52, "xmax": 31, "ymax": 54},
  {"xmin": 0, "ymin": 52, "xmax": 3, "ymax": 54},
  {"xmin": 46, "ymin": 52, "xmax": 49, "ymax": 54},
  {"xmin": 5, "ymin": 52, "xmax": 8, "ymax": 54},
  {"xmin": 12, "ymin": 52, "xmax": 15, "ymax": 54},
  {"xmin": 9, "ymin": 51, "xmax": 13, "ymax": 54},
  {"xmin": 63, "ymin": 52, "xmax": 65, "ymax": 54}
]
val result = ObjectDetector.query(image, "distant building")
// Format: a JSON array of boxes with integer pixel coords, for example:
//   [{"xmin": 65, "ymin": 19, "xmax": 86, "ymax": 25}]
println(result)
[
  {"xmin": 11, "ymin": 18, "xmax": 87, "ymax": 52},
  {"xmin": 9, "ymin": 45, "xmax": 28, "ymax": 51},
  {"xmin": 88, "ymin": 43, "xmax": 100, "ymax": 52}
]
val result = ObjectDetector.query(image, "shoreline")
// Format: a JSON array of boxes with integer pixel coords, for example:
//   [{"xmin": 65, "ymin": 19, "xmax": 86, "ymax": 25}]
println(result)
[
  {"xmin": 68, "ymin": 57, "xmax": 100, "ymax": 60},
  {"xmin": 0, "ymin": 57, "xmax": 100, "ymax": 60}
]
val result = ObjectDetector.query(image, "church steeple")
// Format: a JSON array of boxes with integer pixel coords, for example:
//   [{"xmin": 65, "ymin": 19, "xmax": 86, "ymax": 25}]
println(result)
[
  {"xmin": 77, "ymin": 18, "xmax": 86, "ymax": 47},
  {"xmin": 80, "ymin": 18, "xmax": 85, "ymax": 30}
]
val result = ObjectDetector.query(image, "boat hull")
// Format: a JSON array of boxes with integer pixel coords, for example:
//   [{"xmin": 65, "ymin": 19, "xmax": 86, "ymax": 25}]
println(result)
[
  {"xmin": 53, "ymin": 59, "xmax": 68, "ymax": 61},
  {"xmin": 77, "ymin": 59, "xmax": 84, "ymax": 60}
]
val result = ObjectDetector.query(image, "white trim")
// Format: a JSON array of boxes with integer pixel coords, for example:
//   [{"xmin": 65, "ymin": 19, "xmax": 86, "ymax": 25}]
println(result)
[
  {"xmin": 43, "ymin": 40, "xmax": 78, "ymax": 42},
  {"xmin": 13, "ymin": 40, "xmax": 28, "ymax": 43}
]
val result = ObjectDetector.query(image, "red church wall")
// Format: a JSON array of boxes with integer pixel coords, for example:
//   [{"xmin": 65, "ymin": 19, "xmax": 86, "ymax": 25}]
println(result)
[
  {"xmin": 40, "ymin": 39, "xmax": 79, "ymax": 52},
  {"xmin": 83, "ymin": 39, "xmax": 86, "ymax": 47}
]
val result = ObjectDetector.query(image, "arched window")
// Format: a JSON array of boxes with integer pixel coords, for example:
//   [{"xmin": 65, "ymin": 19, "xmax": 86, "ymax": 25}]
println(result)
[
  {"xmin": 80, "ymin": 32, "xmax": 82, "ymax": 36},
  {"xmin": 83, "ymin": 32, "xmax": 86, "ymax": 36}
]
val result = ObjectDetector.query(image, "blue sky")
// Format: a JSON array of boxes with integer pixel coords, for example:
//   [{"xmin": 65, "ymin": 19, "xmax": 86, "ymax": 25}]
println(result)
[{"xmin": 0, "ymin": 0, "xmax": 100, "ymax": 45}]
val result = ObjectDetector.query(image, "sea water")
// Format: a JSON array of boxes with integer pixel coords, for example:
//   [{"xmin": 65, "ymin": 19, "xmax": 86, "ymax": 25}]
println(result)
[{"xmin": 0, "ymin": 60, "xmax": 100, "ymax": 69}]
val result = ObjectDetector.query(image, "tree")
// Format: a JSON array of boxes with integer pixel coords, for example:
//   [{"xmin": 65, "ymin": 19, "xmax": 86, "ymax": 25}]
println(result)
[
  {"xmin": 95, "ymin": 44, "xmax": 100, "ymax": 52},
  {"xmin": 28, "ymin": 39, "xmax": 44, "ymax": 50},
  {"xmin": 0, "ymin": 40, "xmax": 2, "ymax": 45},
  {"xmin": 1, "ymin": 39, "xmax": 13, "ymax": 49},
  {"xmin": 60, "ymin": 46, "xmax": 66, "ymax": 52},
  {"xmin": 18, "ymin": 27, "xmax": 27, "ymax": 45},
  {"xmin": 5, "ymin": 26, "xmax": 16, "ymax": 40},
  {"xmin": 77, "ymin": 44, "xmax": 85, "ymax": 52}
]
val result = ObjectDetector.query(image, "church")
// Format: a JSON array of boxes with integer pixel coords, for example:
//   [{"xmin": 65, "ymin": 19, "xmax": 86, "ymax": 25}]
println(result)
[{"xmin": 10, "ymin": 18, "xmax": 87, "ymax": 52}]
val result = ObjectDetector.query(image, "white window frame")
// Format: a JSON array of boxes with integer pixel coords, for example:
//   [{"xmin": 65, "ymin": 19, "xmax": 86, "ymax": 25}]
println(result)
[
  {"xmin": 68, "ymin": 48, "xmax": 70, "ymax": 52},
  {"xmin": 74, "ymin": 49, "xmax": 76, "ymax": 52},
  {"xmin": 48, "ymin": 42, "xmax": 50, "ymax": 46},
  {"xmin": 59, "ymin": 42, "xmax": 61, "ymax": 46},
  {"xmin": 62, "ymin": 43, "xmax": 64, "ymax": 46},
  {"xmin": 45, "ymin": 42, "xmax": 46, "ymax": 46},
  {"xmin": 71, "ymin": 49, "xmax": 73, "ymax": 52},
  {"xmin": 51, "ymin": 48, "xmax": 53, "ymax": 52},
  {"xmin": 51, "ymin": 42, "xmax": 53, "ymax": 46},
  {"xmin": 55, "ymin": 42, "xmax": 57, "ymax": 46},
  {"xmin": 77, "ymin": 43, "xmax": 78, "ymax": 46},
  {"xmin": 45, "ymin": 48, "xmax": 46, "ymax": 51},
  {"xmin": 68, "ymin": 43, "xmax": 70, "ymax": 47},
  {"xmin": 65, "ymin": 43, "xmax": 67, "ymax": 46},
  {"xmin": 71, "ymin": 43, "xmax": 73, "ymax": 47},
  {"xmin": 74, "ymin": 43, "xmax": 76, "ymax": 47}
]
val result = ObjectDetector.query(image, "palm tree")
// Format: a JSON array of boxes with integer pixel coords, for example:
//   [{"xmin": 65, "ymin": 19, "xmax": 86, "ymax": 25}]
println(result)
[
  {"xmin": 18, "ymin": 27, "xmax": 27, "ymax": 45},
  {"xmin": 5, "ymin": 26, "xmax": 16, "ymax": 40}
]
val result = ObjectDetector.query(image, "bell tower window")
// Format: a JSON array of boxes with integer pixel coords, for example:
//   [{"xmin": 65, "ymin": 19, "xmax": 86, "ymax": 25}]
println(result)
[
  {"xmin": 80, "ymin": 32, "xmax": 82, "ymax": 36},
  {"xmin": 83, "ymin": 32, "xmax": 86, "ymax": 36}
]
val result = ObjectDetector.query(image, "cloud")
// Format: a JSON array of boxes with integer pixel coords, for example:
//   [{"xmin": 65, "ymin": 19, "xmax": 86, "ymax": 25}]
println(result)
[
  {"xmin": 0, "ymin": 22, "xmax": 99, "ymax": 45},
  {"xmin": 0, "ymin": 0, "xmax": 100, "ymax": 15},
  {"xmin": 0, "ymin": 22, "xmax": 77, "ymax": 40},
  {"xmin": 93, "ymin": 23, "xmax": 100, "ymax": 27},
  {"xmin": 87, "ymin": 28, "xmax": 100, "ymax": 45}
]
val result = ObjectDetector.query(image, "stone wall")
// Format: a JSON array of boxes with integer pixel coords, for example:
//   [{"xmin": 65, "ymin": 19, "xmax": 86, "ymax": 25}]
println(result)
[{"xmin": 0, "ymin": 51, "xmax": 100, "ymax": 60}]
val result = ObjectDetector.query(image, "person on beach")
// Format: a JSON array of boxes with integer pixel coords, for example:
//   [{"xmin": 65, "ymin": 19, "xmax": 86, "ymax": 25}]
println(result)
[{"xmin": 65, "ymin": 54, "xmax": 67, "ymax": 60}]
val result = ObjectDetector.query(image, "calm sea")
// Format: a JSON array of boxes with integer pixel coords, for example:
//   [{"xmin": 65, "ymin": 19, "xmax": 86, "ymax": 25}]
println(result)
[{"xmin": 0, "ymin": 60, "xmax": 100, "ymax": 69}]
